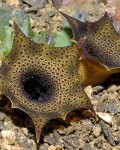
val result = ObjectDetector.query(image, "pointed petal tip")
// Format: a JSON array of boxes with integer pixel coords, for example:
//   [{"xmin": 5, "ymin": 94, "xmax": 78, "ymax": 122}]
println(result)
[
  {"xmin": 61, "ymin": 115, "xmax": 66, "ymax": 120},
  {"xmin": 12, "ymin": 20, "xmax": 17, "ymax": 28},
  {"xmin": 79, "ymin": 53, "xmax": 90, "ymax": 60},
  {"xmin": 104, "ymin": 11, "xmax": 109, "ymax": 17},
  {"xmin": 36, "ymin": 127, "xmax": 41, "ymax": 143},
  {"xmin": 58, "ymin": 10, "xmax": 64, "ymax": 15},
  {"xmin": 59, "ymin": 11, "xmax": 70, "ymax": 19},
  {"xmin": 86, "ymin": 99, "xmax": 97, "ymax": 119},
  {"xmin": 31, "ymin": 117, "xmax": 48, "ymax": 143},
  {"xmin": 76, "ymin": 37, "xmax": 86, "ymax": 48},
  {"xmin": 102, "ymin": 11, "xmax": 110, "ymax": 20},
  {"xmin": 12, "ymin": 20, "xmax": 20, "ymax": 35}
]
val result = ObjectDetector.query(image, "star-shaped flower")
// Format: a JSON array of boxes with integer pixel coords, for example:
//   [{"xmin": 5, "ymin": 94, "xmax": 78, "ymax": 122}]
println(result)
[
  {"xmin": 0, "ymin": 22, "xmax": 95, "ymax": 143},
  {"xmin": 61, "ymin": 12, "xmax": 120, "ymax": 85}
]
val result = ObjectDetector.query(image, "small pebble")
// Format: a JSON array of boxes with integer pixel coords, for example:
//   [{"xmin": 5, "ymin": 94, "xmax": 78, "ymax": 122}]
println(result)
[
  {"xmin": 65, "ymin": 126, "xmax": 76, "ymax": 136},
  {"xmin": 0, "ymin": 121, "xmax": 6, "ymax": 130},
  {"xmin": 30, "ymin": 18, "xmax": 35, "ymax": 27},
  {"xmin": 21, "ymin": 127, "xmax": 28, "ymax": 136},
  {"xmin": 17, "ymin": 135, "xmax": 36, "ymax": 149},
  {"xmin": 64, "ymin": 141, "xmax": 74, "ymax": 150},
  {"xmin": 1, "ymin": 130, "xmax": 16, "ymax": 145},
  {"xmin": 10, "ymin": 145, "xmax": 22, "ymax": 150},
  {"xmin": 64, "ymin": 135, "xmax": 77, "ymax": 149},
  {"xmin": 84, "ymin": 120, "xmax": 93, "ymax": 134},
  {"xmin": 107, "ymin": 85, "xmax": 118, "ymax": 92},
  {"xmin": 79, "ymin": 138, "xmax": 84, "ymax": 148},
  {"xmin": 55, "ymin": 145, "xmax": 63, "ymax": 150},
  {"xmin": 53, "ymin": 130, "xmax": 60, "ymax": 140},
  {"xmin": 84, "ymin": 86, "xmax": 93, "ymax": 99},
  {"xmin": 0, "ymin": 112, "xmax": 6, "ymax": 121},
  {"xmin": 92, "ymin": 125, "xmax": 102, "ymax": 137},
  {"xmin": 89, "ymin": 135, "xmax": 94, "ymax": 142},
  {"xmin": 107, "ymin": 99, "xmax": 118, "ymax": 114},
  {"xmin": 84, "ymin": 136, "xmax": 90, "ymax": 143},
  {"xmin": 74, "ymin": 131, "xmax": 80, "ymax": 138},
  {"xmin": 72, "ymin": 137, "xmax": 79, "ymax": 145},
  {"xmin": 1, "ymin": 143, "xmax": 12, "ymax": 150},
  {"xmin": 4, "ymin": 117, "xmax": 12, "ymax": 126},
  {"xmin": 115, "ymin": 131, "xmax": 120, "ymax": 144},
  {"xmin": 44, "ymin": 134, "xmax": 56, "ymax": 145},
  {"xmin": 89, "ymin": 141, "xmax": 95, "ymax": 149},
  {"xmin": 82, "ymin": 143, "xmax": 92, "ymax": 150},
  {"xmin": 97, "ymin": 112, "xmax": 112, "ymax": 124},
  {"xmin": 113, "ymin": 124, "xmax": 119, "ymax": 131},
  {"xmin": 112, "ymin": 146, "xmax": 120, "ymax": 150},
  {"xmin": 48, "ymin": 11, "xmax": 56, "ymax": 17},
  {"xmin": 96, "ymin": 100, "xmax": 105, "ymax": 112},
  {"xmin": 100, "ymin": 121, "xmax": 116, "ymax": 146},
  {"xmin": 48, "ymin": 145, "xmax": 56, "ymax": 150},
  {"xmin": 98, "ymin": 95, "xmax": 108, "ymax": 101},
  {"xmin": 95, "ymin": 136, "xmax": 104, "ymax": 145},
  {"xmin": 93, "ymin": 86, "xmax": 104, "ymax": 94},
  {"xmin": 40, "ymin": 143, "xmax": 49, "ymax": 150}
]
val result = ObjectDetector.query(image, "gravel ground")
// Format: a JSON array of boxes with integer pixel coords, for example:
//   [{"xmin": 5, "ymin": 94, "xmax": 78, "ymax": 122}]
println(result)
[{"xmin": 0, "ymin": 0, "xmax": 120, "ymax": 150}]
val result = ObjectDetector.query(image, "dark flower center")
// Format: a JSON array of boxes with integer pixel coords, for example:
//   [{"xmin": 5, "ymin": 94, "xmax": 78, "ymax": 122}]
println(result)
[{"xmin": 20, "ymin": 70, "xmax": 54, "ymax": 103}]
